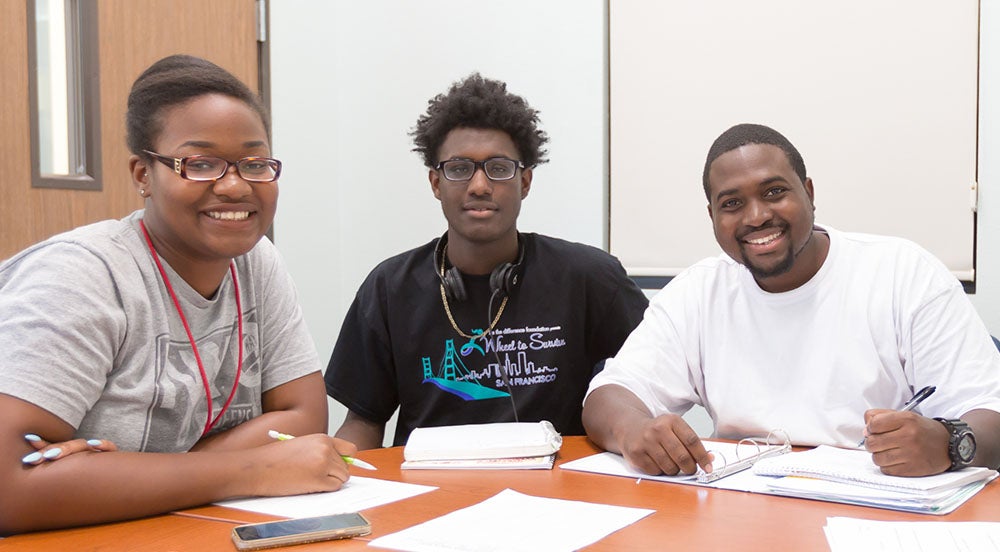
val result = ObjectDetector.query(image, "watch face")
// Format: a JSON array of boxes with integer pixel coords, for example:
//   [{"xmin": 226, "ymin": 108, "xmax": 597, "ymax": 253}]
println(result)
[{"xmin": 957, "ymin": 433, "xmax": 976, "ymax": 462}]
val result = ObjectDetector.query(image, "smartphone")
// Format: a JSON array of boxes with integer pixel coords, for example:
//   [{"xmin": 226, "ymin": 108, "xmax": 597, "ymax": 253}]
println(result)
[{"xmin": 231, "ymin": 512, "xmax": 372, "ymax": 550}]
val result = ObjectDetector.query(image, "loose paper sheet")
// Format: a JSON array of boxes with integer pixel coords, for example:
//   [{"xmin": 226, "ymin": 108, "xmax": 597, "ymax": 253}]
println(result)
[
  {"xmin": 216, "ymin": 476, "xmax": 436, "ymax": 518},
  {"xmin": 824, "ymin": 517, "xmax": 1000, "ymax": 552},
  {"xmin": 368, "ymin": 488, "xmax": 654, "ymax": 552}
]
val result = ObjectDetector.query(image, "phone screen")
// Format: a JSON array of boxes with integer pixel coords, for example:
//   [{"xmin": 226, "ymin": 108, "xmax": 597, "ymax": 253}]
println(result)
[{"xmin": 233, "ymin": 512, "xmax": 369, "ymax": 541}]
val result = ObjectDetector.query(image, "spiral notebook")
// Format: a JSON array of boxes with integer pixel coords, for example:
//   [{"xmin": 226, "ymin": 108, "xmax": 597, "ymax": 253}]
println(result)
[
  {"xmin": 748, "ymin": 445, "xmax": 999, "ymax": 514},
  {"xmin": 752, "ymin": 445, "xmax": 998, "ymax": 494}
]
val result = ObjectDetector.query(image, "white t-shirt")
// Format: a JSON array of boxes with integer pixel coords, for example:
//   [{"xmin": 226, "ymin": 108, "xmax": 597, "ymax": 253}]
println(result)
[
  {"xmin": 588, "ymin": 226, "xmax": 1000, "ymax": 447},
  {"xmin": 0, "ymin": 211, "xmax": 321, "ymax": 452}
]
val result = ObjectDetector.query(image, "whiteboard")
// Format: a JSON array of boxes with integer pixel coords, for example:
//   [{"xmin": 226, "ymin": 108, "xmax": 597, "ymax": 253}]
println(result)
[{"xmin": 609, "ymin": 0, "xmax": 978, "ymax": 280}]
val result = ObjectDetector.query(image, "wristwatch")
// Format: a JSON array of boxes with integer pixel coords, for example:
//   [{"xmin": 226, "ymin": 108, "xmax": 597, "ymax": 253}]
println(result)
[{"xmin": 934, "ymin": 418, "xmax": 976, "ymax": 471}]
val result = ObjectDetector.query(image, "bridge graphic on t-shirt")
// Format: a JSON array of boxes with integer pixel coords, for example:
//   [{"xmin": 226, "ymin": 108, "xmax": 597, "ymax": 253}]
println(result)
[{"xmin": 421, "ymin": 339, "xmax": 510, "ymax": 400}]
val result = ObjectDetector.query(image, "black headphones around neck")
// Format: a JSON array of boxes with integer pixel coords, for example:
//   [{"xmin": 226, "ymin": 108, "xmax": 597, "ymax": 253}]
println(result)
[{"xmin": 433, "ymin": 233, "xmax": 525, "ymax": 302}]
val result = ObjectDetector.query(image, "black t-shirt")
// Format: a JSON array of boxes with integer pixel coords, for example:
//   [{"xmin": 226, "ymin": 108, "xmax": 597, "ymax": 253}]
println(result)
[{"xmin": 324, "ymin": 233, "xmax": 648, "ymax": 446}]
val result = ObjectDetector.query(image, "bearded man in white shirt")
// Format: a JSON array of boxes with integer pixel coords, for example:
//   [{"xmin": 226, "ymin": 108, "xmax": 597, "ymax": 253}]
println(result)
[{"xmin": 583, "ymin": 123, "xmax": 1000, "ymax": 478}]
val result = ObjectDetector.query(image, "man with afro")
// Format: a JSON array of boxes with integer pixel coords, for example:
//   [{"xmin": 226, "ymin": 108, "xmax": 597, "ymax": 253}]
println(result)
[{"xmin": 325, "ymin": 74, "xmax": 647, "ymax": 448}]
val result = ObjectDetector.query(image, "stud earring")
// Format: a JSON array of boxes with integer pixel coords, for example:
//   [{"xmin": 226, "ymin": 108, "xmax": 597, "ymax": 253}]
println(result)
[{"xmin": 138, "ymin": 189, "xmax": 147, "ymax": 197}]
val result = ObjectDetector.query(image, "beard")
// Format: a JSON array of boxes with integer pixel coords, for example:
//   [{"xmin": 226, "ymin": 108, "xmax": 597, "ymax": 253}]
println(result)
[{"xmin": 741, "ymin": 247, "xmax": 796, "ymax": 279}]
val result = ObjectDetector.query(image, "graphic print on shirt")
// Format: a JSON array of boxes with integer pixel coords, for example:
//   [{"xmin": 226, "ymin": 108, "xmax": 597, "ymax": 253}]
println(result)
[
  {"xmin": 421, "ymin": 324, "xmax": 567, "ymax": 401},
  {"xmin": 143, "ymin": 308, "xmax": 261, "ymax": 451}
]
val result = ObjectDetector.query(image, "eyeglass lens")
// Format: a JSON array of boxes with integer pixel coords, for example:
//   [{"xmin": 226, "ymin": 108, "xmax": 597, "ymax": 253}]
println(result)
[
  {"xmin": 185, "ymin": 157, "xmax": 280, "ymax": 182},
  {"xmin": 442, "ymin": 158, "xmax": 518, "ymax": 181}
]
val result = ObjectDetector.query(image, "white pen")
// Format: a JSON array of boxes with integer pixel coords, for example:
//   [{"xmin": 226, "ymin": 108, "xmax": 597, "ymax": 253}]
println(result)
[{"xmin": 268, "ymin": 429, "xmax": 377, "ymax": 470}]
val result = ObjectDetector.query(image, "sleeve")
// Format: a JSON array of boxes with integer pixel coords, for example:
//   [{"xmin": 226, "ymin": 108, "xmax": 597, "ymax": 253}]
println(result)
[
  {"xmin": 584, "ymin": 254, "xmax": 650, "ymax": 368},
  {"xmin": 252, "ymin": 241, "xmax": 322, "ymax": 392},
  {"xmin": 906, "ymin": 272, "xmax": 1000, "ymax": 419},
  {"xmin": 585, "ymin": 273, "xmax": 704, "ymax": 417},
  {"xmin": 0, "ymin": 243, "xmax": 127, "ymax": 427},
  {"xmin": 324, "ymin": 273, "xmax": 399, "ymax": 424}
]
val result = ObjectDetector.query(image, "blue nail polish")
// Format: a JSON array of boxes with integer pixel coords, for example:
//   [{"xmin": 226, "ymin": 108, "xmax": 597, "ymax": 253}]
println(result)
[
  {"xmin": 22, "ymin": 452, "xmax": 42, "ymax": 463},
  {"xmin": 43, "ymin": 448, "xmax": 62, "ymax": 459},
  {"xmin": 24, "ymin": 434, "xmax": 41, "ymax": 442},
  {"xmin": 87, "ymin": 439, "xmax": 102, "ymax": 446}
]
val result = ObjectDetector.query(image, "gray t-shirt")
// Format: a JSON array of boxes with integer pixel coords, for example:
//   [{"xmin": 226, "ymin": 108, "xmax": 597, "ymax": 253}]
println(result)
[{"xmin": 0, "ymin": 211, "xmax": 320, "ymax": 452}]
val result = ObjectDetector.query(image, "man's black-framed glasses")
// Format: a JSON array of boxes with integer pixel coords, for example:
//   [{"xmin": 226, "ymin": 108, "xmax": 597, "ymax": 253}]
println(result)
[
  {"xmin": 143, "ymin": 150, "xmax": 282, "ymax": 183},
  {"xmin": 435, "ymin": 157, "xmax": 525, "ymax": 182}
]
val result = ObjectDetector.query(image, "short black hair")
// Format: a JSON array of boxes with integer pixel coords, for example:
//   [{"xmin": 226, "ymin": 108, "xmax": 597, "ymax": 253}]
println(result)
[
  {"xmin": 126, "ymin": 54, "xmax": 269, "ymax": 160},
  {"xmin": 702, "ymin": 123, "xmax": 807, "ymax": 200},
  {"xmin": 410, "ymin": 73, "xmax": 549, "ymax": 169}
]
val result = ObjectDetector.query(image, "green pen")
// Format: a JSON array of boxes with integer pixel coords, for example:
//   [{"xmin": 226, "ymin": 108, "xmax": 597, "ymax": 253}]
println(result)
[{"xmin": 268, "ymin": 429, "xmax": 377, "ymax": 470}]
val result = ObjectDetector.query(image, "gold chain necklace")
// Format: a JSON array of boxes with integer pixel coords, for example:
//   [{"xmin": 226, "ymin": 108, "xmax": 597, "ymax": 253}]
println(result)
[{"xmin": 439, "ymin": 245, "xmax": 508, "ymax": 339}]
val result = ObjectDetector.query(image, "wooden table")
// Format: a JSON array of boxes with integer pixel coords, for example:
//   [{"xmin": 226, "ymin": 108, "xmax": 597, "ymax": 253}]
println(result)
[{"xmin": 3, "ymin": 437, "xmax": 998, "ymax": 551}]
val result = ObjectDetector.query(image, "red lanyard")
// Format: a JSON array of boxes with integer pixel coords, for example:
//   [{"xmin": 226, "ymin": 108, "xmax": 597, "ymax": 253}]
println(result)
[{"xmin": 139, "ymin": 221, "xmax": 244, "ymax": 436}]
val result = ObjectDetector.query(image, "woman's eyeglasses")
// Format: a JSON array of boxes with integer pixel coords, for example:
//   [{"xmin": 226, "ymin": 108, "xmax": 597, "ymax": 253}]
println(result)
[{"xmin": 143, "ymin": 150, "xmax": 281, "ymax": 183}]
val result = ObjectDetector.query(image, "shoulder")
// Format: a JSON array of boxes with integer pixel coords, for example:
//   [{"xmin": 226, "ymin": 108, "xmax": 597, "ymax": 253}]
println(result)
[
  {"xmin": 0, "ymin": 216, "xmax": 150, "ymax": 323},
  {"xmin": 354, "ymin": 238, "xmax": 438, "ymax": 294},
  {"xmin": 526, "ymin": 233, "xmax": 626, "ymax": 272},
  {"xmin": 825, "ymin": 226, "xmax": 958, "ymax": 288},
  {"xmin": 231, "ymin": 236, "xmax": 297, "ymax": 298},
  {"xmin": 664, "ymin": 253, "xmax": 742, "ymax": 290},
  {"xmin": 527, "ymin": 233, "xmax": 606, "ymax": 258},
  {"xmin": 831, "ymin": 226, "xmax": 937, "ymax": 259},
  {"xmin": 525, "ymin": 234, "xmax": 637, "ymax": 293},
  {"xmin": 238, "ymin": 234, "xmax": 284, "ymax": 272},
  {"xmin": 368, "ymin": 239, "xmax": 436, "ymax": 277},
  {"xmin": 640, "ymin": 254, "xmax": 747, "ymax": 314},
  {"xmin": 1, "ymin": 215, "xmax": 144, "ymax": 277}
]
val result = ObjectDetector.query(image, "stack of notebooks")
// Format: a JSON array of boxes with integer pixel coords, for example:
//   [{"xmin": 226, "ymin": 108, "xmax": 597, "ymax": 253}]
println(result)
[
  {"xmin": 401, "ymin": 421, "xmax": 563, "ymax": 470},
  {"xmin": 561, "ymin": 441, "xmax": 997, "ymax": 515},
  {"xmin": 751, "ymin": 445, "xmax": 998, "ymax": 514}
]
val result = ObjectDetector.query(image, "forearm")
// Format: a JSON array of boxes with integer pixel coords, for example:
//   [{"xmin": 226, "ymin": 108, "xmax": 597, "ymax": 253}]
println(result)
[
  {"xmin": 3, "ymin": 431, "xmax": 352, "ymax": 536},
  {"xmin": 191, "ymin": 408, "xmax": 326, "ymax": 452},
  {"xmin": 582, "ymin": 384, "xmax": 654, "ymax": 454},
  {"xmin": 194, "ymin": 372, "xmax": 328, "ymax": 453},
  {"xmin": 964, "ymin": 408, "xmax": 1000, "ymax": 469},
  {"xmin": 1, "ymin": 449, "xmax": 251, "ymax": 535},
  {"xmin": 335, "ymin": 411, "xmax": 385, "ymax": 450}
]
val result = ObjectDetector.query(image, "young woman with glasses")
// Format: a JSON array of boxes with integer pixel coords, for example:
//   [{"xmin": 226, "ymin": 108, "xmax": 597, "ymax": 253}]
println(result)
[{"xmin": 0, "ymin": 55, "xmax": 356, "ymax": 535}]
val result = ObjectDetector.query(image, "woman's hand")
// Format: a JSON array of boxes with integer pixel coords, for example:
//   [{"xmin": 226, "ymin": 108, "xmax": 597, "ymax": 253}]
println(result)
[
  {"xmin": 243, "ymin": 434, "xmax": 356, "ymax": 497},
  {"xmin": 21, "ymin": 434, "xmax": 117, "ymax": 465}
]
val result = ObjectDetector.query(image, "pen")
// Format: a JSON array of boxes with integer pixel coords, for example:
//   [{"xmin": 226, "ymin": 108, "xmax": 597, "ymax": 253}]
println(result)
[
  {"xmin": 857, "ymin": 385, "xmax": 937, "ymax": 447},
  {"xmin": 268, "ymin": 430, "xmax": 377, "ymax": 470}
]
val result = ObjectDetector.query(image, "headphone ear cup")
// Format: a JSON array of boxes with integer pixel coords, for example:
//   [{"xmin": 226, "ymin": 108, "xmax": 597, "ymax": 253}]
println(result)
[
  {"xmin": 490, "ymin": 262, "xmax": 518, "ymax": 297},
  {"xmin": 442, "ymin": 266, "xmax": 468, "ymax": 302}
]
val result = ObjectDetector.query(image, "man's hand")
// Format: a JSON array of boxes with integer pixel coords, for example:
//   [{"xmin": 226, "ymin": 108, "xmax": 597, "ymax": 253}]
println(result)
[
  {"xmin": 583, "ymin": 384, "xmax": 714, "ymax": 476},
  {"xmin": 618, "ymin": 413, "xmax": 714, "ymax": 476},
  {"xmin": 862, "ymin": 409, "xmax": 950, "ymax": 476}
]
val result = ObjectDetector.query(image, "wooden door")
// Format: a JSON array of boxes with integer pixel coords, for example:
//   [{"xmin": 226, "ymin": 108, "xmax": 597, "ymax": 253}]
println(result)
[{"xmin": 0, "ymin": 0, "xmax": 261, "ymax": 260}]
